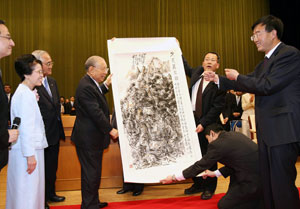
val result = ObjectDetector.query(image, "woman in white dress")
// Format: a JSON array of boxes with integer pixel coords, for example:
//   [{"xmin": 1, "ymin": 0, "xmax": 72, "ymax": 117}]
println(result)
[
  {"xmin": 241, "ymin": 93, "xmax": 255, "ymax": 138},
  {"xmin": 6, "ymin": 54, "xmax": 48, "ymax": 209}
]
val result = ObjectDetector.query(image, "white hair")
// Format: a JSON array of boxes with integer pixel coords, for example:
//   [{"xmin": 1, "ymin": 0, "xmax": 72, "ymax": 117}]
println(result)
[
  {"xmin": 32, "ymin": 50, "xmax": 48, "ymax": 62},
  {"xmin": 84, "ymin": 56, "xmax": 105, "ymax": 71}
]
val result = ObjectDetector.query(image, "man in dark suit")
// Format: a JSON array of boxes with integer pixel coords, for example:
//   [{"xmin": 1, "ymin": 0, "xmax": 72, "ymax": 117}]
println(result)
[
  {"xmin": 60, "ymin": 96, "xmax": 66, "ymax": 114},
  {"xmin": 71, "ymin": 56, "xmax": 118, "ymax": 209},
  {"xmin": 182, "ymin": 52, "xmax": 225, "ymax": 199},
  {"xmin": 4, "ymin": 83, "xmax": 12, "ymax": 102},
  {"xmin": 32, "ymin": 50, "xmax": 66, "ymax": 208},
  {"xmin": 161, "ymin": 124, "xmax": 262, "ymax": 209},
  {"xmin": 205, "ymin": 15, "xmax": 300, "ymax": 209},
  {"xmin": 222, "ymin": 90, "xmax": 243, "ymax": 131},
  {"xmin": 0, "ymin": 20, "xmax": 18, "ymax": 172},
  {"xmin": 65, "ymin": 96, "xmax": 76, "ymax": 115},
  {"xmin": 4, "ymin": 83, "xmax": 13, "ymax": 125}
]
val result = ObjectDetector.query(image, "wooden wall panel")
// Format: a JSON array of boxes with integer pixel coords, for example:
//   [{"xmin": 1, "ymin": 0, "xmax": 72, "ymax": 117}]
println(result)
[{"xmin": 56, "ymin": 115, "xmax": 123, "ymax": 191}]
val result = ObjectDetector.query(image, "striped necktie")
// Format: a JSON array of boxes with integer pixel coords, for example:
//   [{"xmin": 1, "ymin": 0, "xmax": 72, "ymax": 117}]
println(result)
[{"xmin": 43, "ymin": 78, "xmax": 52, "ymax": 98}]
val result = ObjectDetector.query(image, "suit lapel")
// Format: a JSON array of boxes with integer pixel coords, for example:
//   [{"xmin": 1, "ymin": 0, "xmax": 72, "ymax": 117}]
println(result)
[
  {"xmin": 259, "ymin": 43, "xmax": 284, "ymax": 78},
  {"xmin": 85, "ymin": 75, "xmax": 108, "ymax": 104},
  {"xmin": 202, "ymin": 82, "xmax": 215, "ymax": 97},
  {"xmin": 40, "ymin": 84, "xmax": 53, "ymax": 103},
  {"xmin": 0, "ymin": 75, "xmax": 7, "ymax": 103},
  {"xmin": 190, "ymin": 68, "xmax": 203, "ymax": 87},
  {"xmin": 48, "ymin": 78, "xmax": 56, "ymax": 100}
]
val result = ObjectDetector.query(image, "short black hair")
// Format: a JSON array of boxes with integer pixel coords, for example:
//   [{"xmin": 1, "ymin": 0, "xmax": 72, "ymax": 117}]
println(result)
[
  {"xmin": 204, "ymin": 52, "xmax": 220, "ymax": 63},
  {"xmin": 204, "ymin": 123, "xmax": 224, "ymax": 136},
  {"xmin": 15, "ymin": 54, "xmax": 42, "ymax": 81},
  {"xmin": 251, "ymin": 15, "xmax": 284, "ymax": 40},
  {"xmin": 0, "ymin": 19, "xmax": 5, "ymax": 35}
]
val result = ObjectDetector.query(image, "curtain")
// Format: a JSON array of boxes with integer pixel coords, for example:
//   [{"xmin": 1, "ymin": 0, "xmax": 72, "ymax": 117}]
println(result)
[{"xmin": 0, "ymin": 0, "xmax": 269, "ymax": 110}]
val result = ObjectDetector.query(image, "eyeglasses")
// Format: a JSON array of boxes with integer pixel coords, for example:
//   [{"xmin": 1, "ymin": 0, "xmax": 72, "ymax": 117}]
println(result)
[
  {"xmin": 43, "ymin": 61, "xmax": 54, "ymax": 67},
  {"xmin": 33, "ymin": 70, "xmax": 44, "ymax": 75},
  {"xmin": 250, "ymin": 30, "xmax": 266, "ymax": 41},
  {"xmin": 0, "ymin": 35, "xmax": 13, "ymax": 41},
  {"xmin": 93, "ymin": 66, "xmax": 109, "ymax": 73}
]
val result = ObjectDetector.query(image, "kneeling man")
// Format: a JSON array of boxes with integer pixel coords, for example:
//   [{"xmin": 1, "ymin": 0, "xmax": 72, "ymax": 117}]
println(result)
[{"xmin": 161, "ymin": 124, "xmax": 262, "ymax": 209}]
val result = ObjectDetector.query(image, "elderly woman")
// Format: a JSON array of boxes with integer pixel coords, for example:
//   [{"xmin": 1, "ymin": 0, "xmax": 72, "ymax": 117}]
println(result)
[{"xmin": 6, "ymin": 54, "xmax": 48, "ymax": 209}]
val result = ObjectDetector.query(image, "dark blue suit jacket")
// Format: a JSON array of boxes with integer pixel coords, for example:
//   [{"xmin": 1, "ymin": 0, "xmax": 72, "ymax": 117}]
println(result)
[
  {"xmin": 71, "ymin": 75, "xmax": 112, "ymax": 150},
  {"xmin": 36, "ymin": 76, "xmax": 65, "ymax": 146},
  {"xmin": 0, "ymin": 75, "xmax": 9, "ymax": 170},
  {"xmin": 220, "ymin": 43, "xmax": 300, "ymax": 147}
]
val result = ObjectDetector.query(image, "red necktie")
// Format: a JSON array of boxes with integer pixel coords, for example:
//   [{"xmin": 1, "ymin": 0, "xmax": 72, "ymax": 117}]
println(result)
[{"xmin": 195, "ymin": 76, "xmax": 204, "ymax": 118}]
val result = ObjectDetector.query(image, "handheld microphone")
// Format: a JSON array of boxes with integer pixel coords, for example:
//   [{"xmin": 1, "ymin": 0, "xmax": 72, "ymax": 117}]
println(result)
[
  {"xmin": 12, "ymin": 117, "xmax": 21, "ymax": 129},
  {"xmin": 9, "ymin": 117, "xmax": 21, "ymax": 149}
]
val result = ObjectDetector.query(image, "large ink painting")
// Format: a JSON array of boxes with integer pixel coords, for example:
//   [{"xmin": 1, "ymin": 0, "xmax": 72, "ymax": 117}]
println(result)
[{"xmin": 108, "ymin": 38, "xmax": 201, "ymax": 183}]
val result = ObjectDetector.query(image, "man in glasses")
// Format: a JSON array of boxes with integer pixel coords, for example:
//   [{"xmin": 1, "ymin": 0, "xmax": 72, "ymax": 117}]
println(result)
[
  {"xmin": 204, "ymin": 15, "xmax": 300, "ymax": 209},
  {"xmin": 0, "ymin": 19, "xmax": 18, "ymax": 172},
  {"xmin": 32, "ymin": 50, "xmax": 66, "ymax": 209}
]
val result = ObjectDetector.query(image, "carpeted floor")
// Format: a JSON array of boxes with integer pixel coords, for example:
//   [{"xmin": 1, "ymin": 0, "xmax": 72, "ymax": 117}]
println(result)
[{"xmin": 52, "ymin": 194, "xmax": 224, "ymax": 209}]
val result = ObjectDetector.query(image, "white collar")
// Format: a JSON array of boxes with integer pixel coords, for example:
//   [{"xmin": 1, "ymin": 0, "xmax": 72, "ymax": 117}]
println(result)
[
  {"xmin": 265, "ymin": 42, "xmax": 281, "ymax": 59},
  {"xmin": 88, "ymin": 74, "xmax": 102, "ymax": 93}
]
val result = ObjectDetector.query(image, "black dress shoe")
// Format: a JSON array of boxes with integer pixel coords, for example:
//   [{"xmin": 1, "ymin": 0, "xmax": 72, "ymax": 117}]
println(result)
[
  {"xmin": 116, "ymin": 188, "xmax": 131, "ymax": 194},
  {"xmin": 99, "ymin": 202, "xmax": 108, "ymax": 208},
  {"xmin": 49, "ymin": 195, "xmax": 66, "ymax": 202},
  {"xmin": 45, "ymin": 202, "xmax": 50, "ymax": 209},
  {"xmin": 132, "ymin": 190, "xmax": 143, "ymax": 196},
  {"xmin": 201, "ymin": 190, "xmax": 214, "ymax": 200},
  {"xmin": 184, "ymin": 185, "xmax": 203, "ymax": 195}
]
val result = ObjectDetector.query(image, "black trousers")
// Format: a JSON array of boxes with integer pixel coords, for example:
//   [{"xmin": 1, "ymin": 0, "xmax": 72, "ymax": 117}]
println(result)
[
  {"xmin": 45, "ymin": 142, "xmax": 60, "ymax": 201},
  {"xmin": 218, "ymin": 175, "xmax": 262, "ymax": 209},
  {"xmin": 0, "ymin": 149, "xmax": 8, "ymax": 171},
  {"xmin": 192, "ymin": 132, "xmax": 217, "ymax": 192},
  {"xmin": 123, "ymin": 182, "xmax": 144, "ymax": 192},
  {"xmin": 76, "ymin": 146, "xmax": 104, "ymax": 209},
  {"xmin": 258, "ymin": 140, "xmax": 300, "ymax": 209}
]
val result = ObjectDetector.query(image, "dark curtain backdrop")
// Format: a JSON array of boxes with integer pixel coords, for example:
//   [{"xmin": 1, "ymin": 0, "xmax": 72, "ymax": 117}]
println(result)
[
  {"xmin": 269, "ymin": 0, "xmax": 300, "ymax": 50},
  {"xmin": 0, "ymin": 0, "xmax": 269, "ymax": 111}
]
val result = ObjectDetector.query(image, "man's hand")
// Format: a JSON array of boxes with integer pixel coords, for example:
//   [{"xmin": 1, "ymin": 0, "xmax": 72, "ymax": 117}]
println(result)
[
  {"xmin": 176, "ymin": 38, "xmax": 180, "ymax": 46},
  {"xmin": 104, "ymin": 74, "xmax": 112, "ymax": 87},
  {"xmin": 225, "ymin": 69, "xmax": 239, "ymax": 80},
  {"xmin": 223, "ymin": 117, "xmax": 229, "ymax": 124},
  {"xmin": 196, "ymin": 124, "xmax": 204, "ymax": 133},
  {"xmin": 203, "ymin": 71, "xmax": 219, "ymax": 83},
  {"xmin": 160, "ymin": 175, "xmax": 174, "ymax": 184},
  {"xmin": 8, "ymin": 129, "xmax": 19, "ymax": 143},
  {"xmin": 27, "ymin": 155, "xmax": 37, "ymax": 174},
  {"xmin": 250, "ymin": 94, "xmax": 255, "ymax": 103},
  {"xmin": 201, "ymin": 170, "xmax": 216, "ymax": 179},
  {"xmin": 109, "ymin": 128, "xmax": 119, "ymax": 140},
  {"xmin": 232, "ymin": 112, "xmax": 241, "ymax": 117}
]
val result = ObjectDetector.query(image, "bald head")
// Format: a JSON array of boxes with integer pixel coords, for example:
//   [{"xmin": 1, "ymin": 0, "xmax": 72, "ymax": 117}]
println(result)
[
  {"xmin": 85, "ymin": 56, "xmax": 108, "ymax": 83},
  {"xmin": 85, "ymin": 56, "xmax": 106, "ymax": 71}
]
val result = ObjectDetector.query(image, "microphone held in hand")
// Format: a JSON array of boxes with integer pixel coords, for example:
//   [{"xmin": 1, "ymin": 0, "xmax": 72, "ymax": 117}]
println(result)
[
  {"xmin": 12, "ymin": 117, "xmax": 21, "ymax": 129},
  {"xmin": 9, "ymin": 117, "xmax": 21, "ymax": 149}
]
